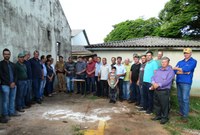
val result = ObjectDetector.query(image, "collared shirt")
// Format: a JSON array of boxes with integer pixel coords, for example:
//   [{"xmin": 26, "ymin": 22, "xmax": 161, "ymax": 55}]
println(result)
[
  {"xmin": 95, "ymin": 62, "xmax": 102, "ymax": 76},
  {"xmin": 55, "ymin": 61, "xmax": 65, "ymax": 73},
  {"xmin": 76, "ymin": 61, "xmax": 86, "ymax": 75},
  {"xmin": 8, "ymin": 62, "xmax": 14, "ymax": 83},
  {"xmin": 139, "ymin": 63, "xmax": 146, "ymax": 85},
  {"xmin": 24, "ymin": 60, "xmax": 32, "ymax": 79},
  {"xmin": 143, "ymin": 59, "xmax": 159, "ymax": 83},
  {"xmin": 16, "ymin": 62, "xmax": 28, "ymax": 80},
  {"xmin": 42, "ymin": 63, "xmax": 47, "ymax": 77},
  {"xmin": 29, "ymin": 57, "xmax": 42, "ymax": 79},
  {"xmin": 124, "ymin": 64, "xmax": 131, "ymax": 81},
  {"xmin": 65, "ymin": 61, "xmax": 76, "ymax": 77},
  {"xmin": 175, "ymin": 57, "xmax": 197, "ymax": 85},
  {"xmin": 99, "ymin": 64, "xmax": 110, "ymax": 80},
  {"xmin": 86, "ymin": 62, "xmax": 96, "ymax": 77},
  {"xmin": 151, "ymin": 66, "xmax": 175, "ymax": 90},
  {"xmin": 114, "ymin": 64, "xmax": 126, "ymax": 79}
]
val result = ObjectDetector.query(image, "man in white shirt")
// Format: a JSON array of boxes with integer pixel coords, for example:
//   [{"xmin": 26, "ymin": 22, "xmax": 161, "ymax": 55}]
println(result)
[
  {"xmin": 98, "ymin": 58, "xmax": 110, "ymax": 97},
  {"xmin": 114, "ymin": 57, "xmax": 126, "ymax": 101}
]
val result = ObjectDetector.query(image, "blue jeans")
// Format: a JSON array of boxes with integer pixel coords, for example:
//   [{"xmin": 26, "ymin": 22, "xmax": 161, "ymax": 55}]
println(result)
[
  {"xmin": 16, "ymin": 80, "xmax": 28, "ymax": 110},
  {"xmin": 1, "ymin": 85, "xmax": 17, "ymax": 116},
  {"xmin": 177, "ymin": 83, "xmax": 191, "ymax": 117},
  {"xmin": 40, "ymin": 77, "xmax": 46, "ymax": 98},
  {"xmin": 123, "ymin": 81, "xmax": 130, "ymax": 100},
  {"xmin": 32, "ymin": 78, "xmax": 41, "ymax": 101},
  {"xmin": 66, "ymin": 76, "xmax": 74, "ymax": 92},
  {"xmin": 130, "ymin": 82, "xmax": 139, "ymax": 102},
  {"xmin": 87, "ymin": 77, "xmax": 95, "ymax": 93}
]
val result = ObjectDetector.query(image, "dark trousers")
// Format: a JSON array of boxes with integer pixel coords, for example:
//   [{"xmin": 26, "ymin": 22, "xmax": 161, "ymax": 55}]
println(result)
[
  {"xmin": 143, "ymin": 82, "xmax": 154, "ymax": 111},
  {"xmin": 154, "ymin": 90, "xmax": 170, "ymax": 120},
  {"xmin": 100, "ymin": 80, "xmax": 109, "ymax": 97},
  {"xmin": 109, "ymin": 87, "xmax": 117, "ymax": 101},
  {"xmin": 76, "ymin": 75, "xmax": 85, "ymax": 94},
  {"xmin": 25, "ymin": 80, "xmax": 32, "ymax": 106},
  {"xmin": 95, "ymin": 76, "xmax": 101, "ymax": 96},
  {"xmin": 117, "ymin": 79, "xmax": 123, "ymax": 100},
  {"xmin": 46, "ymin": 79, "xmax": 53, "ymax": 95},
  {"xmin": 87, "ymin": 76, "xmax": 95, "ymax": 93},
  {"xmin": 130, "ymin": 82, "xmax": 140, "ymax": 103},
  {"xmin": 32, "ymin": 78, "xmax": 41, "ymax": 101}
]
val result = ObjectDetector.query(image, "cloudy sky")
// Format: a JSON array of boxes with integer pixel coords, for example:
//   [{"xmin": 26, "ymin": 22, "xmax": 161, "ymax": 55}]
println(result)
[{"xmin": 59, "ymin": 0, "xmax": 169, "ymax": 44}]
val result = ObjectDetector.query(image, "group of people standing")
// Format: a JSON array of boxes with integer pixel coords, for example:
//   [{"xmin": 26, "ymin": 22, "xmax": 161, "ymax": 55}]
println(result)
[
  {"xmin": 0, "ymin": 48, "xmax": 55, "ymax": 123},
  {"xmin": 0, "ymin": 47, "xmax": 197, "ymax": 125}
]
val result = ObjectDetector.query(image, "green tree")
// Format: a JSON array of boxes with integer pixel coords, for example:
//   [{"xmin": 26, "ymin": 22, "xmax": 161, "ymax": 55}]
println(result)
[
  {"xmin": 158, "ymin": 0, "xmax": 200, "ymax": 39},
  {"xmin": 104, "ymin": 18, "xmax": 161, "ymax": 42}
]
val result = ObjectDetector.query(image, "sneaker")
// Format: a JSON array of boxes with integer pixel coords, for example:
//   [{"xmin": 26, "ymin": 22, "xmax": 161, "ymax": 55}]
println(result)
[
  {"xmin": 145, "ymin": 110, "xmax": 153, "ymax": 115},
  {"xmin": 135, "ymin": 106, "xmax": 143, "ymax": 109},
  {"xmin": 138, "ymin": 108, "xmax": 146, "ymax": 112}
]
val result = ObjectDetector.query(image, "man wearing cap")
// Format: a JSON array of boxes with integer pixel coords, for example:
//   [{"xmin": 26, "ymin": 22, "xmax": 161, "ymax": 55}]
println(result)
[
  {"xmin": 0, "ymin": 48, "xmax": 19, "ymax": 123},
  {"xmin": 15, "ymin": 53, "xmax": 28, "ymax": 112},
  {"xmin": 173, "ymin": 48, "xmax": 197, "ymax": 122}
]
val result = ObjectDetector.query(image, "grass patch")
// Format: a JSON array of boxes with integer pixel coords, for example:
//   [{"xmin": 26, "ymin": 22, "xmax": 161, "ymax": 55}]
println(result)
[
  {"xmin": 71, "ymin": 125, "xmax": 84, "ymax": 135},
  {"xmin": 165, "ymin": 86, "xmax": 200, "ymax": 134},
  {"xmin": 86, "ymin": 95, "xmax": 99, "ymax": 100}
]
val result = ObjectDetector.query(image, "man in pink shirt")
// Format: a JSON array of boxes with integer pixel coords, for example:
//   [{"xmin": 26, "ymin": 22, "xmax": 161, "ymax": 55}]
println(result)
[{"xmin": 86, "ymin": 57, "xmax": 96, "ymax": 94}]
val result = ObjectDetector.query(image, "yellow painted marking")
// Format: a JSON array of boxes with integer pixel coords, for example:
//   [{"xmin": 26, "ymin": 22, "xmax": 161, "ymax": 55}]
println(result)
[{"xmin": 84, "ymin": 120, "xmax": 107, "ymax": 135}]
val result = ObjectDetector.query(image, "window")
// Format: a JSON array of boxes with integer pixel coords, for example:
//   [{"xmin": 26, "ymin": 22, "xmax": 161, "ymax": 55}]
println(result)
[{"xmin": 56, "ymin": 42, "xmax": 61, "ymax": 61}]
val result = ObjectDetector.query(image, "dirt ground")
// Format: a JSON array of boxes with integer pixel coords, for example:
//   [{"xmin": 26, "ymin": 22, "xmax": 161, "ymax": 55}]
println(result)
[{"xmin": 0, "ymin": 93, "xmax": 170, "ymax": 135}]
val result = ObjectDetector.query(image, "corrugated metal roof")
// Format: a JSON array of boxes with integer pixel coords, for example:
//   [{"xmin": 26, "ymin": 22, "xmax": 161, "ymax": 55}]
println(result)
[{"xmin": 85, "ymin": 36, "xmax": 200, "ymax": 48}]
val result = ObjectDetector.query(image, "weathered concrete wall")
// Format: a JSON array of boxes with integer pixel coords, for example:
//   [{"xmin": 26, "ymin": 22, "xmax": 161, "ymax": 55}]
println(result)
[{"xmin": 0, "ymin": 0, "xmax": 71, "ymax": 62}]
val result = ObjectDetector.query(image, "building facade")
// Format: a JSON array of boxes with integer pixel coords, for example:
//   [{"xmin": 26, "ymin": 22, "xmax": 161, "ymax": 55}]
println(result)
[
  {"xmin": 86, "ymin": 36, "xmax": 200, "ymax": 95},
  {"xmin": 0, "ymin": 0, "xmax": 71, "ymax": 61}
]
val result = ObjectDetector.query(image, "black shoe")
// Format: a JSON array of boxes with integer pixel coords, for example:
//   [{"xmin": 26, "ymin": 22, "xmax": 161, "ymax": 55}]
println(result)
[
  {"xmin": 146, "ymin": 110, "xmax": 153, "ymax": 115},
  {"xmin": 151, "ymin": 116, "xmax": 161, "ymax": 121},
  {"xmin": 135, "ymin": 102, "xmax": 140, "ymax": 106},
  {"xmin": 109, "ymin": 100, "xmax": 112, "ymax": 103},
  {"xmin": 160, "ymin": 119, "xmax": 168, "ymax": 124},
  {"xmin": 113, "ymin": 100, "xmax": 116, "ymax": 104},
  {"xmin": 36, "ymin": 100, "xmax": 42, "ymax": 104},
  {"xmin": 0, "ymin": 117, "xmax": 8, "ymax": 123},
  {"xmin": 128, "ymin": 100, "xmax": 135, "ymax": 103},
  {"xmin": 76, "ymin": 92, "xmax": 80, "ymax": 94},
  {"xmin": 10, "ymin": 112, "xmax": 21, "ymax": 117},
  {"xmin": 17, "ymin": 109, "xmax": 25, "ymax": 112}
]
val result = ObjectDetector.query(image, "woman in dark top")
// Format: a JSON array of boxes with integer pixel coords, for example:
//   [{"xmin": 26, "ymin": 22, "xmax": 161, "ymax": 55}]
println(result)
[{"xmin": 46, "ymin": 60, "xmax": 54, "ymax": 97}]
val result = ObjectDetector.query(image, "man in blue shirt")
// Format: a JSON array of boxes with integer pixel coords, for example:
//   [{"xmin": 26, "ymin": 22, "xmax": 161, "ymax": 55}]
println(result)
[
  {"xmin": 173, "ymin": 48, "xmax": 197, "ymax": 122},
  {"xmin": 139, "ymin": 51, "xmax": 159, "ymax": 114}
]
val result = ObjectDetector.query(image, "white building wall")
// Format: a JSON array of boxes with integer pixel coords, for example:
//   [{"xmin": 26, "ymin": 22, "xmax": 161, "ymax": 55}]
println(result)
[
  {"xmin": 0, "ymin": 0, "xmax": 71, "ymax": 62},
  {"xmin": 93, "ymin": 50, "xmax": 200, "ymax": 95},
  {"xmin": 72, "ymin": 32, "xmax": 88, "ymax": 46}
]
